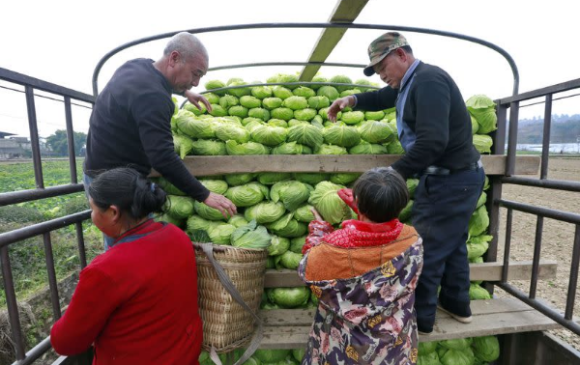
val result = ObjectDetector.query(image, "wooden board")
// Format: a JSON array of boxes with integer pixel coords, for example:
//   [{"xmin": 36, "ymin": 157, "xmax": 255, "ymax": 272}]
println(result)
[
  {"xmin": 166, "ymin": 155, "xmax": 540, "ymax": 177},
  {"xmin": 298, "ymin": 0, "xmax": 370, "ymax": 81},
  {"xmin": 258, "ymin": 298, "xmax": 560, "ymax": 349},
  {"xmin": 263, "ymin": 260, "xmax": 557, "ymax": 288}
]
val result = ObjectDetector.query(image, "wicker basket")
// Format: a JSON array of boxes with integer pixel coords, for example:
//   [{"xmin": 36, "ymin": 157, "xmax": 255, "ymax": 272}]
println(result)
[{"xmin": 194, "ymin": 242, "xmax": 269, "ymax": 354}]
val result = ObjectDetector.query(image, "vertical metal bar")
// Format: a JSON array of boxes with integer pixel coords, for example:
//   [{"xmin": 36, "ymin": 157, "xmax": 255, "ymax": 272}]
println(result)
[
  {"xmin": 0, "ymin": 246, "xmax": 26, "ymax": 360},
  {"xmin": 505, "ymin": 101, "xmax": 520, "ymax": 177},
  {"xmin": 43, "ymin": 232, "xmax": 62, "ymax": 320},
  {"xmin": 64, "ymin": 96, "xmax": 78, "ymax": 184},
  {"xmin": 529, "ymin": 215, "xmax": 544, "ymax": 299},
  {"xmin": 501, "ymin": 208, "xmax": 513, "ymax": 282},
  {"xmin": 25, "ymin": 86, "xmax": 44, "ymax": 188},
  {"xmin": 76, "ymin": 222, "xmax": 88, "ymax": 269},
  {"xmin": 565, "ymin": 225, "xmax": 580, "ymax": 320},
  {"xmin": 540, "ymin": 94, "xmax": 552, "ymax": 180}
]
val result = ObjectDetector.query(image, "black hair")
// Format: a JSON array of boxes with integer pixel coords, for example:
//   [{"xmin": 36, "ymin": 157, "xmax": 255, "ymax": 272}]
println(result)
[
  {"xmin": 88, "ymin": 168, "xmax": 167, "ymax": 220},
  {"xmin": 352, "ymin": 167, "xmax": 409, "ymax": 223}
]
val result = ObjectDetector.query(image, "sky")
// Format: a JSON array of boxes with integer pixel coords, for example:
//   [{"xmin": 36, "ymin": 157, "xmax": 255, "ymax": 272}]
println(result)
[{"xmin": 0, "ymin": 0, "xmax": 579, "ymax": 139}]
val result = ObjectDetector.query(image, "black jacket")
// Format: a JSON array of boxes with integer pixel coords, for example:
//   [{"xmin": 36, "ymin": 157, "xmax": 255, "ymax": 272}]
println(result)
[
  {"xmin": 84, "ymin": 59, "xmax": 209, "ymax": 201},
  {"xmin": 355, "ymin": 62, "xmax": 480, "ymax": 179}
]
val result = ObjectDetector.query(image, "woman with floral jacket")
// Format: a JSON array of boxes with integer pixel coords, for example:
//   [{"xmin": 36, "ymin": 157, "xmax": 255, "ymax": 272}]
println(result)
[{"xmin": 299, "ymin": 167, "xmax": 423, "ymax": 365}]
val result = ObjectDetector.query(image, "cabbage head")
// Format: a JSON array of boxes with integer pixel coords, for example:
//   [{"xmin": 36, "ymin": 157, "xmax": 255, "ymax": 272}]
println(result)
[
  {"xmin": 254, "ymin": 349, "xmax": 292, "ymax": 364},
  {"xmin": 310, "ymin": 75, "xmax": 327, "ymax": 90},
  {"xmin": 228, "ymin": 105, "xmax": 248, "ymax": 118},
  {"xmin": 173, "ymin": 135, "xmax": 194, "ymax": 159},
  {"xmin": 279, "ymin": 250, "xmax": 304, "ymax": 269},
  {"xmin": 290, "ymin": 236, "xmax": 306, "ymax": 253},
  {"xmin": 219, "ymin": 95, "xmax": 239, "ymax": 109},
  {"xmin": 239, "ymin": 95, "xmax": 261, "ymax": 109},
  {"xmin": 417, "ymin": 351, "xmax": 441, "ymax": 365},
  {"xmin": 267, "ymin": 119, "xmax": 288, "ymax": 128},
  {"xmin": 288, "ymin": 119, "xmax": 309, "ymax": 128},
  {"xmin": 225, "ymin": 140, "xmax": 270, "ymax": 155},
  {"xmin": 439, "ymin": 338, "xmax": 472, "ymax": 350},
  {"xmin": 183, "ymin": 102, "xmax": 206, "ymax": 116},
  {"xmin": 244, "ymin": 120, "xmax": 265, "ymax": 133},
  {"xmin": 469, "ymin": 205, "xmax": 489, "ymax": 237},
  {"xmin": 226, "ymin": 80, "xmax": 251, "ymax": 98},
  {"xmin": 341, "ymin": 111, "xmax": 365, "ymax": 125},
  {"xmin": 242, "ymin": 117, "xmax": 263, "ymax": 126},
  {"xmin": 209, "ymin": 104, "xmax": 228, "ymax": 117},
  {"xmin": 467, "ymin": 234, "xmax": 492, "ymax": 260},
  {"xmin": 387, "ymin": 141, "xmax": 405, "ymax": 155},
  {"xmin": 203, "ymin": 92, "xmax": 220, "ymax": 104},
  {"xmin": 317, "ymin": 86, "xmax": 339, "ymax": 101},
  {"xmin": 175, "ymin": 112, "xmax": 215, "ymax": 139},
  {"xmin": 293, "ymin": 173, "xmax": 329, "ymax": 185},
  {"xmin": 398, "ymin": 200, "xmax": 413, "ymax": 222},
  {"xmin": 284, "ymin": 96, "xmax": 308, "ymax": 111},
  {"xmin": 294, "ymin": 108, "xmax": 317, "ymax": 122},
  {"xmin": 272, "ymin": 141, "xmax": 308, "ymax": 155},
  {"xmin": 419, "ymin": 341, "xmax": 439, "ymax": 355},
  {"xmin": 251, "ymin": 86, "xmax": 272, "ymax": 99},
  {"xmin": 207, "ymin": 223, "xmax": 236, "ymax": 245},
  {"xmin": 365, "ymin": 111, "xmax": 385, "ymax": 121},
  {"xmin": 323, "ymin": 125, "xmax": 361, "ymax": 147},
  {"xmin": 439, "ymin": 348, "xmax": 474, "ymax": 365},
  {"xmin": 293, "ymin": 86, "xmax": 315, "ymax": 98},
  {"xmin": 294, "ymin": 205, "xmax": 315, "ymax": 223},
  {"xmin": 257, "ymin": 172, "xmax": 292, "ymax": 185},
  {"xmin": 228, "ymin": 214, "xmax": 249, "ymax": 228},
  {"xmin": 275, "ymin": 74, "xmax": 299, "ymax": 89},
  {"xmin": 213, "ymin": 123, "xmax": 250, "ymax": 143},
  {"xmin": 190, "ymin": 140, "xmax": 227, "ymax": 156},
  {"xmin": 330, "ymin": 173, "xmax": 361, "ymax": 186},
  {"xmin": 359, "ymin": 120, "xmax": 396, "ymax": 143},
  {"xmin": 476, "ymin": 192, "xmax": 487, "ymax": 209},
  {"xmin": 349, "ymin": 142, "xmax": 388, "ymax": 155},
  {"xmin": 287, "ymin": 124, "xmax": 324, "ymax": 148},
  {"xmin": 225, "ymin": 182, "xmax": 268, "ymax": 207},
  {"xmin": 471, "ymin": 115, "xmax": 479, "ymax": 135},
  {"xmin": 292, "ymin": 349, "xmax": 305, "ymax": 363},
  {"xmin": 230, "ymin": 220, "xmax": 271, "ymax": 249},
  {"xmin": 251, "ymin": 125, "xmax": 288, "ymax": 146},
  {"xmin": 273, "ymin": 86, "xmax": 293, "ymax": 99},
  {"xmin": 318, "ymin": 107, "xmax": 341, "ymax": 121},
  {"xmin": 224, "ymin": 173, "xmax": 257, "ymax": 186},
  {"xmin": 270, "ymin": 181, "xmax": 312, "ymax": 211},
  {"xmin": 186, "ymin": 215, "xmax": 215, "ymax": 233},
  {"xmin": 330, "ymin": 75, "xmax": 353, "ymax": 92},
  {"xmin": 199, "ymin": 179, "xmax": 228, "ymax": 194},
  {"xmin": 473, "ymin": 135, "xmax": 493, "ymax": 154},
  {"xmin": 472, "ymin": 336, "xmax": 500, "ymax": 362},
  {"xmin": 308, "ymin": 181, "xmax": 351, "ymax": 224},
  {"xmin": 263, "ymin": 97, "xmax": 284, "ymax": 110},
  {"xmin": 205, "ymin": 80, "xmax": 226, "ymax": 95},
  {"xmin": 315, "ymin": 144, "xmax": 348, "ymax": 155},
  {"xmin": 268, "ymin": 287, "xmax": 310, "ymax": 308},
  {"xmin": 156, "ymin": 213, "xmax": 185, "ymax": 228},
  {"xmin": 308, "ymin": 95, "xmax": 330, "ymax": 109},
  {"xmin": 155, "ymin": 176, "xmax": 185, "ymax": 196},
  {"xmin": 340, "ymin": 89, "xmax": 360, "ymax": 98},
  {"xmin": 164, "ymin": 195, "xmax": 195, "ymax": 219},
  {"xmin": 247, "ymin": 107, "xmax": 270, "ymax": 121},
  {"xmin": 470, "ymin": 283, "xmax": 492, "ymax": 300},
  {"xmin": 271, "ymin": 107, "xmax": 294, "ymax": 121},
  {"xmin": 466, "ymin": 94, "xmax": 497, "ymax": 134},
  {"xmin": 268, "ymin": 235, "xmax": 290, "ymax": 256},
  {"xmin": 244, "ymin": 201, "xmax": 286, "ymax": 224},
  {"xmin": 194, "ymin": 201, "xmax": 228, "ymax": 221}
]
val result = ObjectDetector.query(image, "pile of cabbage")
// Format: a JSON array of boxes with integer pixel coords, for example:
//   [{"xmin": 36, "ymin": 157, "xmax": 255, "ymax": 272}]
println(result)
[
  {"xmin": 197, "ymin": 334, "xmax": 500, "ymax": 365},
  {"xmin": 467, "ymin": 94, "xmax": 498, "ymax": 154}
]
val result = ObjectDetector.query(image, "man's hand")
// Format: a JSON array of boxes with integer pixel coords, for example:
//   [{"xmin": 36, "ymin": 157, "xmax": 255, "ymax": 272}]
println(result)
[
  {"xmin": 184, "ymin": 90, "xmax": 213, "ymax": 113},
  {"xmin": 327, "ymin": 95, "xmax": 355, "ymax": 122},
  {"xmin": 203, "ymin": 192, "xmax": 237, "ymax": 219}
]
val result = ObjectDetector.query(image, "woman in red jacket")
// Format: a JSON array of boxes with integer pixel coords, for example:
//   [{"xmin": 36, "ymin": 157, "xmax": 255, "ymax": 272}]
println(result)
[{"xmin": 51, "ymin": 167, "xmax": 203, "ymax": 365}]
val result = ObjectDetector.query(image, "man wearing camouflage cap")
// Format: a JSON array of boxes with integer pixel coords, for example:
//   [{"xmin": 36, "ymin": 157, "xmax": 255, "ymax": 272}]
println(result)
[{"xmin": 328, "ymin": 32, "xmax": 485, "ymax": 335}]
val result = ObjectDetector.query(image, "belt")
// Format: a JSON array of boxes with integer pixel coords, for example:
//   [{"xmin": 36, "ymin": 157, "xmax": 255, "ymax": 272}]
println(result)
[{"xmin": 423, "ymin": 159, "xmax": 483, "ymax": 176}]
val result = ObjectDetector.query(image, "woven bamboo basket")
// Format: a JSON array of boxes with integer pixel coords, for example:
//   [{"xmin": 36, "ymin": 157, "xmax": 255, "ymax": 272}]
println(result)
[{"xmin": 194, "ymin": 243, "xmax": 269, "ymax": 353}]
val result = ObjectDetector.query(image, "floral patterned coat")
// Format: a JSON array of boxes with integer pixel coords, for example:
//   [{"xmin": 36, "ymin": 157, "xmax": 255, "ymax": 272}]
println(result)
[{"xmin": 298, "ymin": 224, "xmax": 423, "ymax": 365}]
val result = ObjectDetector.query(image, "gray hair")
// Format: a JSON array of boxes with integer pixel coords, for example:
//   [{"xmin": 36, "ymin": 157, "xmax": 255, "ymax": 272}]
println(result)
[{"xmin": 163, "ymin": 32, "xmax": 207, "ymax": 62}]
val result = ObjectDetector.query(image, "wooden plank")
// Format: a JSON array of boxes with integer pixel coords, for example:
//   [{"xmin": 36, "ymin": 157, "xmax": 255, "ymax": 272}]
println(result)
[
  {"xmin": 264, "ymin": 261, "xmax": 558, "ymax": 288},
  {"xmin": 258, "ymin": 298, "xmax": 560, "ymax": 348},
  {"xmin": 162, "ymin": 155, "xmax": 540, "ymax": 177},
  {"xmin": 298, "ymin": 0, "xmax": 370, "ymax": 81}
]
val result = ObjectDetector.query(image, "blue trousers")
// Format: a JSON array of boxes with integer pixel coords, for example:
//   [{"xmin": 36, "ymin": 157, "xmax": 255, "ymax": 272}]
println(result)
[{"xmin": 412, "ymin": 167, "xmax": 485, "ymax": 331}]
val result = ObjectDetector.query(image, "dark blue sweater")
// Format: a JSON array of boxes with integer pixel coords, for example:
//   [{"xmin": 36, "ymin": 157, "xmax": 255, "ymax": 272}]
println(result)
[{"xmin": 84, "ymin": 59, "xmax": 209, "ymax": 201}]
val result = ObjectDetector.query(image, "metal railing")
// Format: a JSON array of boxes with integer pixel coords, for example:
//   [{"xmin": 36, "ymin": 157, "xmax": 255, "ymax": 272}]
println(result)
[{"xmin": 0, "ymin": 67, "xmax": 95, "ymax": 365}]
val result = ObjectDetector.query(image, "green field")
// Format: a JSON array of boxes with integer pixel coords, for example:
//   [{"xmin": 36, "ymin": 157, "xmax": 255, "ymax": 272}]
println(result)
[{"xmin": 0, "ymin": 159, "xmax": 102, "ymax": 307}]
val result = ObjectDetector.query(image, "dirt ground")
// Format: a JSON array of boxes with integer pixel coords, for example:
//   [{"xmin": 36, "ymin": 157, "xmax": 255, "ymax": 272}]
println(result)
[{"xmin": 494, "ymin": 156, "xmax": 580, "ymax": 350}]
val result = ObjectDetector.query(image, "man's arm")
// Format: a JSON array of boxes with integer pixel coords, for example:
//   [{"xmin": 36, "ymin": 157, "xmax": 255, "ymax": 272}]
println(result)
[
  {"xmin": 353, "ymin": 86, "xmax": 398, "ymax": 112},
  {"xmin": 391, "ymin": 79, "xmax": 451, "ymax": 179}
]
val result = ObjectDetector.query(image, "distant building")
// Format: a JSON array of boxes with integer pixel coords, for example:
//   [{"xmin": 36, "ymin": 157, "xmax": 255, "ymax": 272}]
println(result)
[{"xmin": 0, "ymin": 132, "xmax": 25, "ymax": 159}]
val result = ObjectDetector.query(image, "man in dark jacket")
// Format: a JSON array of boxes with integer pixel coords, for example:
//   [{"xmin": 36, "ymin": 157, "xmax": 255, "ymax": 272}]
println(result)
[
  {"xmin": 328, "ymin": 32, "xmax": 485, "ymax": 334},
  {"xmin": 85, "ymin": 32, "xmax": 236, "ymax": 249}
]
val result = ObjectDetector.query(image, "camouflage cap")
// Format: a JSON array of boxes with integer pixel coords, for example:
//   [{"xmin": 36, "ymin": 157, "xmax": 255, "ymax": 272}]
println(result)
[{"xmin": 363, "ymin": 32, "xmax": 409, "ymax": 76}]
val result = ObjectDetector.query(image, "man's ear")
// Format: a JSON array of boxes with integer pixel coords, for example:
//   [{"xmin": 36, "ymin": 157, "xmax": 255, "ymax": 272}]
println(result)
[{"xmin": 168, "ymin": 51, "xmax": 181, "ymax": 67}]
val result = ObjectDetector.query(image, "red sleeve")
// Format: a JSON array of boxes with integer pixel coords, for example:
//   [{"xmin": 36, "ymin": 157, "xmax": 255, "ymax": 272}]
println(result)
[
  {"xmin": 50, "ymin": 265, "xmax": 122, "ymax": 355},
  {"xmin": 302, "ymin": 220, "xmax": 334, "ymax": 255}
]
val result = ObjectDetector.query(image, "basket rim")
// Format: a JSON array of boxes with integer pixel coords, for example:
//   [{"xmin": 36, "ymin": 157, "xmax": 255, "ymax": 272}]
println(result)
[{"xmin": 192, "ymin": 241, "xmax": 268, "ymax": 253}]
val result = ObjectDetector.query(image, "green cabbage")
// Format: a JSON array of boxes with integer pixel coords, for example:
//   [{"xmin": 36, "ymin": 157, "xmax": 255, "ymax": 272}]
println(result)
[
  {"xmin": 308, "ymin": 96, "xmax": 330, "ymax": 109},
  {"xmin": 330, "ymin": 75, "xmax": 353, "ymax": 92},
  {"xmin": 164, "ymin": 195, "xmax": 195, "ymax": 219},
  {"xmin": 224, "ymin": 173, "xmax": 258, "ymax": 186},
  {"xmin": 439, "ymin": 338, "xmax": 473, "ymax": 350},
  {"xmin": 317, "ymin": 86, "xmax": 339, "ymax": 101},
  {"xmin": 257, "ymin": 172, "xmax": 292, "ymax": 185},
  {"xmin": 359, "ymin": 120, "xmax": 396, "ymax": 143},
  {"xmin": 470, "ymin": 283, "xmax": 492, "ymax": 300},
  {"xmin": 308, "ymin": 181, "xmax": 351, "ymax": 224},
  {"xmin": 287, "ymin": 124, "xmax": 324, "ymax": 148},
  {"xmin": 271, "ymin": 107, "xmax": 294, "ymax": 121},
  {"xmin": 273, "ymin": 86, "xmax": 293, "ymax": 99},
  {"xmin": 208, "ymin": 223, "xmax": 236, "ymax": 245},
  {"xmin": 199, "ymin": 179, "xmax": 228, "ymax": 194},
  {"xmin": 292, "ymin": 349, "xmax": 305, "ymax": 363},
  {"xmin": 417, "ymin": 351, "xmax": 442, "ymax": 365},
  {"xmin": 323, "ymin": 125, "xmax": 361, "ymax": 147},
  {"xmin": 228, "ymin": 105, "xmax": 248, "ymax": 118},
  {"xmin": 310, "ymin": 75, "xmax": 327, "ymax": 90},
  {"xmin": 173, "ymin": 135, "xmax": 194, "ymax": 159},
  {"xmin": 155, "ymin": 177, "xmax": 186, "ymax": 196},
  {"xmin": 349, "ymin": 142, "xmax": 388, "ymax": 155},
  {"xmin": 228, "ymin": 214, "xmax": 249, "ymax": 228},
  {"xmin": 270, "ymin": 181, "xmax": 312, "ymax": 211},
  {"xmin": 407, "ymin": 178, "xmax": 419, "ymax": 198},
  {"xmin": 283, "ymin": 96, "xmax": 308, "ymax": 111},
  {"xmin": 318, "ymin": 107, "xmax": 341, "ymax": 121},
  {"xmin": 279, "ymin": 250, "xmax": 304, "ymax": 269},
  {"xmin": 399, "ymin": 200, "xmax": 413, "ymax": 222},
  {"xmin": 263, "ymin": 97, "xmax": 284, "ymax": 110},
  {"xmin": 239, "ymin": 95, "xmax": 261, "ymax": 109},
  {"xmin": 268, "ymin": 119, "xmax": 288, "ymax": 128},
  {"xmin": 225, "ymin": 182, "xmax": 268, "ymax": 207},
  {"xmin": 294, "ymin": 204, "xmax": 315, "ymax": 223},
  {"xmin": 227, "ymin": 80, "xmax": 251, "ymax": 98},
  {"xmin": 254, "ymin": 350, "xmax": 292, "ymax": 364},
  {"xmin": 248, "ymin": 107, "xmax": 270, "ymax": 121},
  {"xmin": 186, "ymin": 215, "xmax": 215, "ymax": 233},
  {"xmin": 213, "ymin": 123, "xmax": 250, "ymax": 143},
  {"xmin": 466, "ymin": 94, "xmax": 497, "ymax": 134},
  {"xmin": 473, "ymin": 135, "xmax": 493, "ymax": 154},
  {"xmin": 194, "ymin": 201, "xmax": 228, "ymax": 221},
  {"xmin": 190, "ymin": 140, "xmax": 227, "ymax": 156},
  {"xmin": 268, "ymin": 288, "xmax": 310, "ymax": 308},
  {"xmin": 290, "ymin": 236, "xmax": 306, "ymax": 254},
  {"xmin": 175, "ymin": 111, "xmax": 215, "ymax": 139},
  {"xmin": 294, "ymin": 108, "xmax": 317, "ymax": 121},
  {"xmin": 204, "ymin": 93, "xmax": 220, "ymax": 104},
  {"xmin": 472, "ymin": 336, "xmax": 500, "ymax": 362},
  {"xmin": 471, "ymin": 115, "xmax": 479, "ymax": 135},
  {"xmin": 209, "ymin": 104, "xmax": 228, "ymax": 117},
  {"xmin": 476, "ymin": 192, "xmax": 487, "ymax": 209},
  {"xmin": 439, "ymin": 348, "xmax": 474, "ymax": 365},
  {"xmin": 251, "ymin": 86, "xmax": 272, "ymax": 100},
  {"xmin": 219, "ymin": 95, "xmax": 239, "ymax": 109},
  {"xmin": 230, "ymin": 220, "xmax": 271, "ymax": 249},
  {"xmin": 341, "ymin": 111, "xmax": 365, "ymax": 125},
  {"xmin": 183, "ymin": 102, "xmax": 206, "ymax": 116},
  {"xmin": 272, "ymin": 141, "xmax": 309, "ymax": 155},
  {"xmin": 268, "ymin": 235, "xmax": 290, "ymax": 256},
  {"xmin": 419, "ymin": 341, "xmax": 439, "ymax": 355},
  {"xmin": 354, "ymin": 79, "xmax": 374, "ymax": 92},
  {"xmin": 315, "ymin": 144, "xmax": 348, "ymax": 155},
  {"xmin": 244, "ymin": 201, "xmax": 286, "ymax": 224},
  {"xmin": 293, "ymin": 173, "xmax": 329, "ymax": 185},
  {"xmin": 467, "ymin": 234, "xmax": 492, "ymax": 260},
  {"xmin": 225, "ymin": 140, "xmax": 270, "ymax": 155},
  {"xmin": 469, "ymin": 205, "xmax": 489, "ymax": 237},
  {"xmin": 330, "ymin": 173, "xmax": 361, "ymax": 186},
  {"xmin": 387, "ymin": 140, "xmax": 405, "ymax": 155},
  {"xmin": 364, "ymin": 111, "xmax": 385, "ymax": 121},
  {"xmin": 205, "ymin": 80, "xmax": 226, "ymax": 95},
  {"xmin": 251, "ymin": 125, "xmax": 288, "ymax": 146},
  {"xmin": 293, "ymin": 86, "xmax": 316, "ymax": 98}
]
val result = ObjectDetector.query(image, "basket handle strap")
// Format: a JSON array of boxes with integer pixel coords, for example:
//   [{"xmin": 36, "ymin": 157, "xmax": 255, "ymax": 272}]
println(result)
[{"xmin": 200, "ymin": 243, "xmax": 264, "ymax": 365}]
